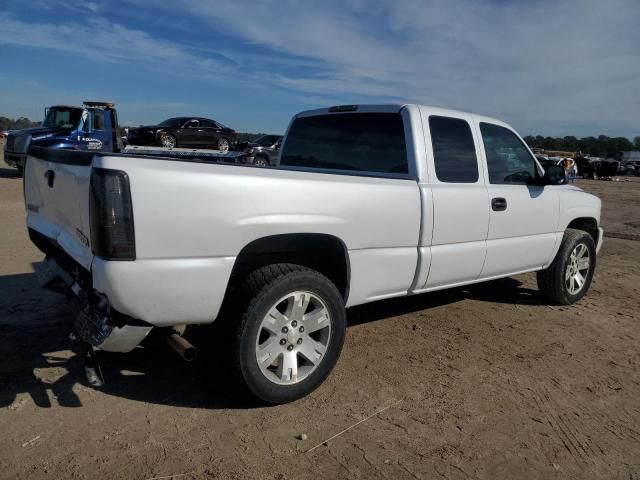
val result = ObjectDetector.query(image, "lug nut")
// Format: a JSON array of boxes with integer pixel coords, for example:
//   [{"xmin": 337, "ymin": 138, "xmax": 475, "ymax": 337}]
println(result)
[
  {"xmin": 299, "ymin": 326, "xmax": 304, "ymax": 333},
  {"xmin": 282, "ymin": 326, "xmax": 288, "ymax": 333},
  {"xmin": 280, "ymin": 338, "xmax": 286, "ymax": 345},
  {"xmin": 287, "ymin": 344, "xmax": 294, "ymax": 351},
  {"xmin": 292, "ymin": 320, "xmax": 298, "ymax": 327},
  {"xmin": 297, "ymin": 338, "xmax": 303, "ymax": 345}
]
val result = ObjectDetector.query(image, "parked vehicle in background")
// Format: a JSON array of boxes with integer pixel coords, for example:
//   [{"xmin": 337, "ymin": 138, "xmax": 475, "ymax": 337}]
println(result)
[
  {"xmin": 535, "ymin": 155, "xmax": 561, "ymax": 171},
  {"xmin": 620, "ymin": 151, "xmax": 640, "ymax": 162},
  {"xmin": 241, "ymin": 134, "xmax": 282, "ymax": 167},
  {"xmin": 0, "ymin": 130, "xmax": 8, "ymax": 141},
  {"xmin": 620, "ymin": 152, "xmax": 640, "ymax": 175},
  {"xmin": 4, "ymin": 102, "xmax": 121, "ymax": 174},
  {"xmin": 576, "ymin": 156, "xmax": 620, "ymax": 179},
  {"xmin": 24, "ymin": 104, "xmax": 603, "ymax": 404},
  {"xmin": 126, "ymin": 117, "xmax": 237, "ymax": 152},
  {"xmin": 611, "ymin": 159, "xmax": 625, "ymax": 175},
  {"xmin": 621, "ymin": 161, "xmax": 639, "ymax": 175}
]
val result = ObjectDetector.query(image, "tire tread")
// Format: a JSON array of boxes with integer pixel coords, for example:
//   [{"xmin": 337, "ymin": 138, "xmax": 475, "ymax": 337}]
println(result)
[
  {"xmin": 233, "ymin": 263, "xmax": 345, "ymax": 404},
  {"xmin": 537, "ymin": 228, "xmax": 595, "ymax": 305}
]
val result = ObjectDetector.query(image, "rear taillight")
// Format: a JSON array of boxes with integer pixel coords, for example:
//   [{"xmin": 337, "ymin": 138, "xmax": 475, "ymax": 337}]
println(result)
[{"xmin": 90, "ymin": 168, "xmax": 135, "ymax": 260}]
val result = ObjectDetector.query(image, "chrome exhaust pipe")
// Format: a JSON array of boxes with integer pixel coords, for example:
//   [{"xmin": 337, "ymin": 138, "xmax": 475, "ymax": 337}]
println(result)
[{"xmin": 167, "ymin": 331, "xmax": 197, "ymax": 362}]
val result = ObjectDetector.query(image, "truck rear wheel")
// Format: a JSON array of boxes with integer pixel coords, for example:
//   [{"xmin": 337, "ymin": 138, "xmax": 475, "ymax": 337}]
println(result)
[
  {"xmin": 234, "ymin": 264, "xmax": 345, "ymax": 404},
  {"xmin": 537, "ymin": 228, "xmax": 596, "ymax": 305}
]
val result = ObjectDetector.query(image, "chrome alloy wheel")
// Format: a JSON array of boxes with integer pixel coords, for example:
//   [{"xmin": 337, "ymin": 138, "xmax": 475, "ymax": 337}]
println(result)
[
  {"xmin": 565, "ymin": 243, "xmax": 591, "ymax": 295},
  {"xmin": 255, "ymin": 291, "xmax": 332, "ymax": 385},
  {"xmin": 160, "ymin": 133, "xmax": 176, "ymax": 148},
  {"xmin": 254, "ymin": 157, "xmax": 269, "ymax": 167},
  {"xmin": 218, "ymin": 138, "xmax": 230, "ymax": 153}
]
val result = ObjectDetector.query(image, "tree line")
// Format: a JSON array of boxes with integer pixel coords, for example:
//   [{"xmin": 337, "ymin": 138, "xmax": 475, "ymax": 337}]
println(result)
[
  {"xmin": 523, "ymin": 135, "xmax": 640, "ymax": 159},
  {"xmin": 0, "ymin": 116, "xmax": 41, "ymax": 131}
]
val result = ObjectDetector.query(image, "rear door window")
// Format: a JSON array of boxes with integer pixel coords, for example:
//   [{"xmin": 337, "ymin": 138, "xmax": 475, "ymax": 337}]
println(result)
[
  {"xmin": 480, "ymin": 123, "xmax": 537, "ymax": 184},
  {"xmin": 280, "ymin": 113, "xmax": 408, "ymax": 175},
  {"xmin": 429, "ymin": 116, "xmax": 479, "ymax": 183}
]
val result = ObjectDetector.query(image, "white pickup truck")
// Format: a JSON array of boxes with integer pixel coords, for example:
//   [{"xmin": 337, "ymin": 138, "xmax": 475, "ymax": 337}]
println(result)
[{"xmin": 24, "ymin": 104, "xmax": 603, "ymax": 403}]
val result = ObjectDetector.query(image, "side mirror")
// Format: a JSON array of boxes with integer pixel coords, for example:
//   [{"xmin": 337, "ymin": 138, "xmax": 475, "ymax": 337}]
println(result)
[{"xmin": 543, "ymin": 164, "xmax": 567, "ymax": 185}]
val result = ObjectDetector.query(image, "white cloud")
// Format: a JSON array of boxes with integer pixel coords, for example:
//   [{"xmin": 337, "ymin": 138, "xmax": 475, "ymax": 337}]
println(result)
[
  {"xmin": 172, "ymin": 0, "xmax": 640, "ymax": 136},
  {"xmin": 0, "ymin": 13, "xmax": 228, "ymax": 77},
  {"xmin": 2, "ymin": 1, "xmax": 639, "ymax": 136}
]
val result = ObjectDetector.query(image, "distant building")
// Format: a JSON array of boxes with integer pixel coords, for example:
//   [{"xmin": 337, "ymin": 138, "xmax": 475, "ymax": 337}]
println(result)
[{"xmin": 620, "ymin": 151, "xmax": 640, "ymax": 161}]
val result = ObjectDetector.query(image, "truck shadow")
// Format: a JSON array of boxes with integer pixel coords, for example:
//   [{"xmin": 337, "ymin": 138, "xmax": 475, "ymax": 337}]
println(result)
[
  {"xmin": 0, "ymin": 272, "xmax": 543, "ymax": 411},
  {"xmin": 347, "ymin": 277, "xmax": 541, "ymax": 326}
]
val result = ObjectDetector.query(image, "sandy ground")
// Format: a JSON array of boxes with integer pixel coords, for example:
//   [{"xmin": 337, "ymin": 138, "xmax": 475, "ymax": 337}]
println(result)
[{"xmin": 1, "ymin": 146, "xmax": 639, "ymax": 479}]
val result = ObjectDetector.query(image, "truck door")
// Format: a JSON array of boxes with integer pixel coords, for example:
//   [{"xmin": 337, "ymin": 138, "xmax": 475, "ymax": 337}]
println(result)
[
  {"xmin": 418, "ymin": 111, "xmax": 490, "ymax": 290},
  {"xmin": 476, "ymin": 122, "xmax": 560, "ymax": 278},
  {"xmin": 79, "ymin": 109, "xmax": 112, "ymax": 152}
]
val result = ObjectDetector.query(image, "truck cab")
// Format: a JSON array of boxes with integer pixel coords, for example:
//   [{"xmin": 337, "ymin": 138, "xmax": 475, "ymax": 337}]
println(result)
[{"xmin": 4, "ymin": 101, "xmax": 121, "ymax": 174}]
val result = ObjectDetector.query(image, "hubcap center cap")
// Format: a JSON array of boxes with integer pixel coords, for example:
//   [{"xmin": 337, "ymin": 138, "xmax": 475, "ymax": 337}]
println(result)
[{"xmin": 286, "ymin": 327, "xmax": 302, "ymax": 346}]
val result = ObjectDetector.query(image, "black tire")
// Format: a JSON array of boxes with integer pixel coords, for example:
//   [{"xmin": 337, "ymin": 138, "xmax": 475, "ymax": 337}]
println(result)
[
  {"xmin": 537, "ymin": 228, "xmax": 596, "ymax": 305},
  {"xmin": 253, "ymin": 155, "xmax": 269, "ymax": 167},
  {"xmin": 234, "ymin": 263, "xmax": 346, "ymax": 404}
]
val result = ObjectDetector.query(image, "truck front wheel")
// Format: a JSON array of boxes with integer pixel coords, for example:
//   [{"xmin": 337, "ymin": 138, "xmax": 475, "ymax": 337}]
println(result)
[
  {"xmin": 234, "ymin": 264, "xmax": 346, "ymax": 404},
  {"xmin": 537, "ymin": 228, "xmax": 596, "ymax": 305}
]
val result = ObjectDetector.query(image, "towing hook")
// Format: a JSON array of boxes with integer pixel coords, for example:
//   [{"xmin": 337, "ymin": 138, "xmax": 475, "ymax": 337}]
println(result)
[{"xmin": 167, "ymin": 330, "xmax": 198, "ymax": 362}]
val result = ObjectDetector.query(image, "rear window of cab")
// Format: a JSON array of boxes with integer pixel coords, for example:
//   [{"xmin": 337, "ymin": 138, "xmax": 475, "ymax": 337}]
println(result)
[{"xmin": 280, "ymin": 113, "xmax": 408, "ymax": 175}]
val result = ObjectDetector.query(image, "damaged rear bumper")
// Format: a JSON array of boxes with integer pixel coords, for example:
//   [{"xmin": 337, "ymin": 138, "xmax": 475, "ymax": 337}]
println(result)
[{"xmin": 34, "ymin": 255, "xmax": 152, "ymax": 353}]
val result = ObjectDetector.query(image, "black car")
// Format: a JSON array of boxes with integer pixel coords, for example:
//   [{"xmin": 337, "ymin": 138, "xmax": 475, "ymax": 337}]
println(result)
[
  {"xmin": 241, "ymin": 134, "xmax": 283, "ymax": 167},
  {"xmin": 127, "ymin": 117, "xmax": 237, "ymax": 152},
  {"xmin": 535, "ymin": 155, "xmax": 558, "ymax": 171},
  {"xmin": 575, "ymin": 156, "xmax": 620, "ymax": 179}
]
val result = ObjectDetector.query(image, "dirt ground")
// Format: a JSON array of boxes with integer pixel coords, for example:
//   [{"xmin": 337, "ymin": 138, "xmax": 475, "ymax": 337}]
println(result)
[{"xmin": 1, "ymin": 146, "xmax": 639, "ymax": 480}]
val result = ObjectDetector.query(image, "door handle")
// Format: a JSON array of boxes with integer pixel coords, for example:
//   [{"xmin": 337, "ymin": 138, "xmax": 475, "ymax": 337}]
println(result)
[
  {"xmin": 491, "ymin": 197, "xmax": 507, "ymax": 211},
  {"xmin": 45, "ymin": 169, "xmax": 55, "ymax": 188}
]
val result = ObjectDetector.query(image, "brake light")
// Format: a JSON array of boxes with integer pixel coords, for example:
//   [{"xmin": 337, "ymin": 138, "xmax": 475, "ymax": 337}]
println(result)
[{"xmin": 90, "ymin": 168, "xmax": 135, "ymax": 260}]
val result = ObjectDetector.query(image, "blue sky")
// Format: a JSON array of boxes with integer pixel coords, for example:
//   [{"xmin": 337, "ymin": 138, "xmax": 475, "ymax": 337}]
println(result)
[{"xmin": 1, "ymin": 0, "xmax": 639, "ymax": 137}]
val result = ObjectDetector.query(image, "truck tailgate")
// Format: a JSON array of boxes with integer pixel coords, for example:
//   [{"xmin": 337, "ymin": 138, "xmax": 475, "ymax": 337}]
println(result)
[{"xmin": 24, "ymin": 147, "xmax": 94, "ymax": 270}]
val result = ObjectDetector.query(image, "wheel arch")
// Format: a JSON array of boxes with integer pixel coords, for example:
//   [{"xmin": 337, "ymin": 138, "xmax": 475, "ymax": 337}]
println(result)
[
  {"xmin": 567, "ymin": 217, "xmax": 599, "ymax": 244},
  {"xmin": 226, "ymin": 233, "xmax": 350, "ymax": 301}
]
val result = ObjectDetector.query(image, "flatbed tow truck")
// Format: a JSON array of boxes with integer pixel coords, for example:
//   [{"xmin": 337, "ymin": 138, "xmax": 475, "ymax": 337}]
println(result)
[{"xmin": 123, "ymin": 144, "xmax": 246, "ymax": 163}]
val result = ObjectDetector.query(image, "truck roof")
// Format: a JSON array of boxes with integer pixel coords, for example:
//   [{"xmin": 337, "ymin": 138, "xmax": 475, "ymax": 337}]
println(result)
[
  {"xmin": 83, "ymin": 101, "xmax": 115, "ymax": 108},
  {"xmin": 295, "ymin": 103, "xmax": 509, "ymax": 129}
]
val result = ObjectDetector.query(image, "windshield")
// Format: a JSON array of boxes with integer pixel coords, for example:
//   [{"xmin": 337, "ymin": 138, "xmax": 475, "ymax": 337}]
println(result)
[
  {"xmin": 158, "ymin": 118, "xmax": 186, "ymax": 127},
  {"xmin": 43, "ymin": 107, "xmax": 83, "ymax": 129}
]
